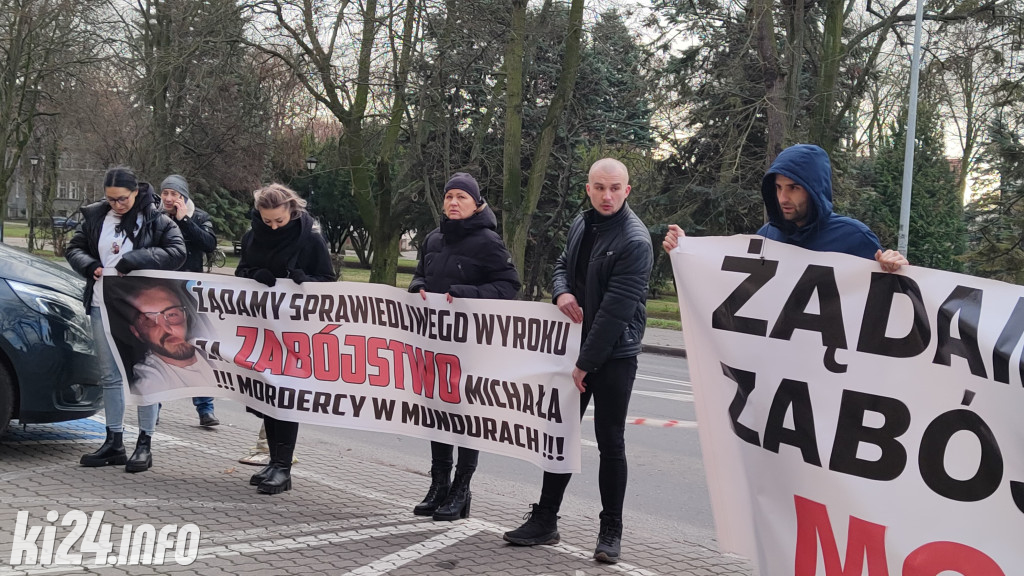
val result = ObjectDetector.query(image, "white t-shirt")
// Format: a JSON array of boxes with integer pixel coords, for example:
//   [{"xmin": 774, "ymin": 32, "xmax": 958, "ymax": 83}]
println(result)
[
  {"xmin": 93, "ymin": 211, "xmax": 140, "ymax": 306},
  {"xmin": 131, "ymin": 348, "xmax": 217, "ymax": 397}
]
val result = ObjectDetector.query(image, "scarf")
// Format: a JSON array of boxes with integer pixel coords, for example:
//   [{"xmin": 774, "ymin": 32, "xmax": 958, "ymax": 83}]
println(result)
[{"xmin": 248, "ymin": 210, "xmax": 310, "ymax": 276}]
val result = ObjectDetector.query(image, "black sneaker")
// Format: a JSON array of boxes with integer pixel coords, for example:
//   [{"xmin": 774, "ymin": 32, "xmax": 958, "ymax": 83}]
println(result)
[
  {"xmin": 593, "ymin": 512, "xmax": 622, "ymax": 564},
  {"xmin": 503, "ymin": 504, "xmax": 560, "ymax": 546},
  {"xmin": 199, "ymin": 413, "xmax": 220, "ymax": 427}
]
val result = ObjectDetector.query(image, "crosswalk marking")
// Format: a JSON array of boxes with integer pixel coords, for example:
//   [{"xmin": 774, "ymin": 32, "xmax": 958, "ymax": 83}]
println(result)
[
  {"xmin": 635, "ymin": 373, "xmax": 690, "ymax": 387},
  {"xmin": 633, "ymin": 390, "xmax": 693, "ymax": 402}
]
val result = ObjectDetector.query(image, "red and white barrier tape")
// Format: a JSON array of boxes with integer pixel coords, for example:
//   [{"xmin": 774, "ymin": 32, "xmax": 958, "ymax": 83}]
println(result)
[{"xmin": 583, "ymin": 415, "xmax": 698, "ymax": 429}]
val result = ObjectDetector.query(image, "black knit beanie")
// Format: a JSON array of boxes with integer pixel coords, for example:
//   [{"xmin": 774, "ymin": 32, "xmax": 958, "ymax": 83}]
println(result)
[{"xmin": 444, "ymin": 172, "xmax": 482, "ymax": 206}]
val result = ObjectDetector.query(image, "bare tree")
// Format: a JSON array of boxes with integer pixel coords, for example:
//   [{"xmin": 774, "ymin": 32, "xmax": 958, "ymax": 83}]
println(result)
[
  {"xmin": 806, "ymin": 0, "xmax": 1002, "ymax": 155},
  {"xmin": 240, "ymin": 0, "xmax": 421, "ymax": 285},
  {"xmin": 0, "ymin": 0, "xmax": 104, "ymax": 233},
  {"xmin": 933, "ymin": 18, "xmax": 1015, "ymax": 202}
]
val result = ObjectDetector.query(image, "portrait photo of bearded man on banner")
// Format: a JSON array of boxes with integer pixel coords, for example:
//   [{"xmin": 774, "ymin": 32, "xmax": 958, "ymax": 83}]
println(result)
[{"xmin": 102, "ymin": 277, "xmax": 217, "ymax": 398}]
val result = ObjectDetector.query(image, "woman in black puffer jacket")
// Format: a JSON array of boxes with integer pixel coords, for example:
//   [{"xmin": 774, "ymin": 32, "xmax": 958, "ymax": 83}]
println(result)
[
  {"xmin": 236, "ymin": 183, "xmax": 335, "ymax": 495},
  {"xmin": 66, "ymin": 166, "xmax": 185, "ymax": 473},
  {"xmin": 408, "ymin": 172, "xmax": 521, "ymax": 521}
]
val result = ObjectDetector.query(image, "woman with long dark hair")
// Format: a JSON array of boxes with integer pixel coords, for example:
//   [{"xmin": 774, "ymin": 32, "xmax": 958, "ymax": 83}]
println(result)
[
  {"xmin": 408, "ymin": 172, "xmax": 520, "ymax": 520},
  {"xmin": 66, "ymin": 166, "xmax": 185, "ymax": 472},
  {"xmin": 236, "ymin": 183, "xmax": 335, "ymax": 494}
]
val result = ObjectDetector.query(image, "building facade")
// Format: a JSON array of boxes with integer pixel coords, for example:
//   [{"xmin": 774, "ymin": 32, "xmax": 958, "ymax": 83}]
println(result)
[{"xmin": 6, "ymin": 153, "xmax": 103, "ymax": 221}]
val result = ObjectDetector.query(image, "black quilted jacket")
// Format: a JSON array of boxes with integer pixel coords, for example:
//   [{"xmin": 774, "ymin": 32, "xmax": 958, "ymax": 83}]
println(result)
[
  {"xmin": 66, "ymin": 183, "xmax": 186, "ymax": 306},
  {"xmin": 552, "ymin": 202, "xmax": 653, "ymax": 372},
  {"xmin": 409, "ymin": 204, "xmax": 520, "ymax": 300}
]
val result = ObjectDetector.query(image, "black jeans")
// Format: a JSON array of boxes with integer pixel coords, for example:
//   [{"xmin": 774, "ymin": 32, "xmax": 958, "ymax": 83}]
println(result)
[
  {"xmin": 538, "ymin": 355, "xmax": 637, "ymax": 519},
  {"xmin": 431, "ymin": 442, "xmax": 479, "ymax": 475}
]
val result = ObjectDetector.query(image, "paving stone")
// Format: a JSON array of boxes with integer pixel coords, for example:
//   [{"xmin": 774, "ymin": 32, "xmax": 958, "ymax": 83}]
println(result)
[{"xmin": 0, "ymin": 403, "xmax": 753, "ymax": 575}]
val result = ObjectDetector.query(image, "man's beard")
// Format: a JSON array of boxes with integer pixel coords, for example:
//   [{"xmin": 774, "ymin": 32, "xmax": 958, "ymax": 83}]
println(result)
[{"xmin": 153, "ymin": 336, "xmax": 195, "ymax": 361}]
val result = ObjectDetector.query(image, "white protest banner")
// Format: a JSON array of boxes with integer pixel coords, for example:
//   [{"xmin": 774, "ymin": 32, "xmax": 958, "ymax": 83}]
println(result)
[
  {"xmin": 97, "ymin": 271, "xmax": 582, "ymax": 473},
  {"xmin": 670, "ymin": 235, "xmax": 1023, "ymax": 574}
]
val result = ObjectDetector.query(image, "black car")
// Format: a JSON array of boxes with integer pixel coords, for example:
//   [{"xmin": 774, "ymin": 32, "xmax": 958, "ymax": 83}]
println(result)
[{"xmin": 0, "ymin": 242, "xmax": 102, "ymax": 433}]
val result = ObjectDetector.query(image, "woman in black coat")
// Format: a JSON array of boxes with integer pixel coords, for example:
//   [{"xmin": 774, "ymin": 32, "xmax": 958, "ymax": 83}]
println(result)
[
  {"xmin": 66, "ymin": 166, "xmax": 186, "ymax": 472},
  {"xmin": 408, "ymin": 172, "xmax": 521, "ymax": 520},
  {"xmin": 236, "ymin": 183, "xmax": 335, "ymax": 494}
]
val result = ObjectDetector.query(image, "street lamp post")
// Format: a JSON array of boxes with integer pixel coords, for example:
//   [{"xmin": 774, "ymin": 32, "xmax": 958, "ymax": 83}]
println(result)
[
  {"xmin": 305, "ymin": 156, "xmax": 318, "ymax": 208},
  {"xmin": 27, "ymin": 155, "xmax": 39, "ymax": 252}
]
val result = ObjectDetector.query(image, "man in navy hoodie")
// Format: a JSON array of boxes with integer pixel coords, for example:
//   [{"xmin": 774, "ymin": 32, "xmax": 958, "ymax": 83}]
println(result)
[{"xmin": 663, "ymin": 144, "xmax": 908, "ymax": 272}]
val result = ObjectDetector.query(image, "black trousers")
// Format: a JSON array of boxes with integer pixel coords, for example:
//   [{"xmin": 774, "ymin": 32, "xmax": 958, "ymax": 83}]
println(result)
[
  {"xmin": 263, "ymin": 416, "xmax": 299, "ymax": 465},
  {"xmin": 538, "ymin": 355, "xmax": 637, "ymax": 519},
  {"xmin": 430, "ymin": 442, "xmax": 479, "ymax": 474}
]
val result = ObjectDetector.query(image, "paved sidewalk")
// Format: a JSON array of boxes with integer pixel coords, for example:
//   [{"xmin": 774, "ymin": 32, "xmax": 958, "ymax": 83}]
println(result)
[
  {"xmin": 0, "ymin": 403, "xmax": 751, "ymax": 575},
  {"xmin": 641, "ymin": 327, "xmax": 686, "ymax": 358}
]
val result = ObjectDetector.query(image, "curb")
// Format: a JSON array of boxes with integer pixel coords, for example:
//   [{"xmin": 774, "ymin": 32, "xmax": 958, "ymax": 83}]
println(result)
[{"xmin": 641, "ymin": 343, "xmax": 687, "ymax": 358}]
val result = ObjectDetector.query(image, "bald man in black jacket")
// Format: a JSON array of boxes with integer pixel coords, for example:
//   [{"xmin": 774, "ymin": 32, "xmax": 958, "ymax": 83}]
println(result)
[{"xmin": 504, "ymin": 158, "xmax": 653, "ymax": 564}]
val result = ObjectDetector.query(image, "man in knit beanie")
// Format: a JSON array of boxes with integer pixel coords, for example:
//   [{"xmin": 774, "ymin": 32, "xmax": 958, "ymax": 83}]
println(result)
[{"xmin": 158, "ymin": 174, "xmax": 220, "ymax": 427}]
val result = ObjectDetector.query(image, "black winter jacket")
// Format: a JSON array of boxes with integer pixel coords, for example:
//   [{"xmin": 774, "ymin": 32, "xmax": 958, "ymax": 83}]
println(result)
[
  {"xmin": 162, "ymin": 198, "xmax": 217, "ymax": 273},
  {"xmin": 409, "ymin": 204, "xmax": 520, "ymax": 300},
  {"xmin": 552, "ymin": 202, "xmax": 652, "ymax": 372},
  {"xmin": 235, "ymin": 211, "xmax": 335, "ymax": 283},
  {"xmin": 66, "ymin": 183, "xmax": 186, "ymax": 306}
]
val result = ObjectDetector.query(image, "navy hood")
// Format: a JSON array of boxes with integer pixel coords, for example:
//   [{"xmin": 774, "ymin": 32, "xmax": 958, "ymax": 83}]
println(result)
[
  {"xmin": 757, "ymin": 143, "xmax": 882, "ymax": 259},
  {"xmin": 761, "ymin": 144, "xmax": 834, "ymax": 240}
]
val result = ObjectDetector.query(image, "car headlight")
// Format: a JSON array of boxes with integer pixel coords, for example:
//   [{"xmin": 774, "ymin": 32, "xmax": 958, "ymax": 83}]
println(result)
[{"xmin": 6, "ymin": 279, "xmax": 95, "ymax": 355}]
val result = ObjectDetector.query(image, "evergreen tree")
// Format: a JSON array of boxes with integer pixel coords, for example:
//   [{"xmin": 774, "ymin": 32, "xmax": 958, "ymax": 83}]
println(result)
[
  {"xmin": 871, "ymin": 100, "xmax": 965, "ymax": 271},
  {"xmin": 649, "ymin": 12, "xmax": 769, "ymax": 237},
  {"xmin": 961, "ymin": 119, "xmax": 1024, "ymax": 283},
  {"xmin": 575, "ymin": 10, "xmax": 655, "ymax": 148}
]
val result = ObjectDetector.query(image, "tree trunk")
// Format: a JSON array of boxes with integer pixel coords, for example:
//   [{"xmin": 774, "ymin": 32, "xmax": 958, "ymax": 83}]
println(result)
[
  {"xmin": 808, "ymin": 0, "xmax": 845, "ymax": 155},
  {"xmin": 369, "ymin": 0, "xmax": 417, "ymax": 285},
  {"xmin": 143, "ymin": 0, "xmax": 174, "ymax": 173},
  {"xmin": 248, "ymin": 0, "xmax": 420, "ymax": 285},
  {"xmin": 504, "ymin": 0, "xmax": 584, "ymax": 278},
  {"xmin": 751, "ymin": 0, "xmax": 787, "ymax": 167},
  {"xmin": 783, "ymin": 0, "xmax": 804, "ymax": 137},
  {"xmin": 411, "ymin": 0, "xmax": 456, "ymax": 226},
  {"xmin": 501, "ymin": 0, "xmax": 528, "ymax": 246}
]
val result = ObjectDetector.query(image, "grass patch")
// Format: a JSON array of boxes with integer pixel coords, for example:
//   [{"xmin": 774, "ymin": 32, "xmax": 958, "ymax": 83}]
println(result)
[
  {"xmin": 341, "ymin": 254, "xmax": 418, "ymax": 275},
  {"xmin": 342, "ymin": 254, "xmax": 417, "ymax": 267},
  {"xmin": 3, "ymin": 222, "xmax": 29, "ymax": 238},
  {"xmin": 339, "ymin": 265, "xmax": 414, "ymax": 290},
  {"xmin": 647, "ymin": 317, "xmax": 682, "ymax": 330},
  {"xmin": 645, "ymin": 296, "xmax": 680, "ymax": 322}
]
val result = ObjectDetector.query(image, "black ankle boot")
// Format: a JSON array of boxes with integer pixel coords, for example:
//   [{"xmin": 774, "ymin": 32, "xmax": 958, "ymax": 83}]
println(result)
[
  {"xmin": 257, "ymin": 465, "xmax": 291, "ymax": 494},
  {"xmin": 258, "ymin": 437, "xmax": 293, "ymax": 495},
  {"xmin": 594, "ymin": 512, "xmax": 623, "ymax": 564},
  {"xmin": 249, "ymin": 464, "xmax": 277, "ymax": 486},
  {"xmin": 413, "ymin": 466, "xmax": 451, "ymax": 516},
  {"xmin": 503, "ymin": 504, "xmax": 560, "ymax": 546},
  {"xmin": 432, "ymin": 470, "xmax": 472, "ymax": 521},
  {"xmin": 125, "ymin": 432, "xmax": 152, "ymax": 473},
  {"xmin": 80, "ymin": 427, "xmax": 127, "ymax": 467}
]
